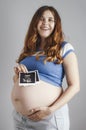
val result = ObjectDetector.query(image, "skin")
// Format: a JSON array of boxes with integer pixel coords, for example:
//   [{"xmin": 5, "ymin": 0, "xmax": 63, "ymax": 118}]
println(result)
[
  {"xmin": 37, "ymin": 10, "xmax": 55, "ymax": 38},
  {"xmin": 37, "ymin": 10, "xmax": 55, "ymax": 49},
  {"xmin": 13, "ymin": 10, "xmax": 80, "ymax": 121}
]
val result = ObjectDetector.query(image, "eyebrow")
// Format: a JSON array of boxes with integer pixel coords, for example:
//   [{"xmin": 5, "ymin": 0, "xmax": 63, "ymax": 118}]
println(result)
[{"xmin": 41, "ymin": 15, "xmax": 54, "ymax": 19}]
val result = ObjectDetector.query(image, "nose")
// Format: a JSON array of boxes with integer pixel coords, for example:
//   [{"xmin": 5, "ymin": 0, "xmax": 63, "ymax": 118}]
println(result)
[{"xmin": 42, "ymin": 19, "xmax": 48, "ymax": 25}]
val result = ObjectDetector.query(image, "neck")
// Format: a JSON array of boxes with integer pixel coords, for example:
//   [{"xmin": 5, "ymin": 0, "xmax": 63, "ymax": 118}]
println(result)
[{"xmin": 40, "ymin": 38, "xmax": 46, "ymax": 50}]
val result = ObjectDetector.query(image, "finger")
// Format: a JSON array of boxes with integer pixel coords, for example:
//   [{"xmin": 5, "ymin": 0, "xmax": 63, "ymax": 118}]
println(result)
[
  {"xmin": 28, "ymin": 114, "xmax": 41, "ymax": 121},
  {"xmin": 28, "ymin": 108, "xmax": 40, "ymax": 115},
  {"xmin": 19, "ymin": 64, "xmax": 28, "ymax": 73},
  {"xmin": 14, "ymin": 64, "xmax": 28, "ymax": 73},
  {"xmin": 14, "ymin": 66, "xmax": 19, "ymax": 75},
  {"xmin": 29, "ymin": 117, "xmax": 40, "ymax": 121},
  {"xmin": 33, "ymin": 107, "xmax": 41, "ymax": 111},
  {"xmin": 22, "ymin": 64, "xmax": 28, "ymax": 73},
  {"xmin": 28, "ymin": 109, "xmax": 34, "ymax": 115},
  {"xmin": 16, "ymin": 64, "xmax": 22, "ymax": 72},
  {"xmin": 28, "ymin": 111, "xmax": 39, "ymax": 118},
  {"xmin": 14, "ymin": 64, "xmax": 22, "ymax": 75}
]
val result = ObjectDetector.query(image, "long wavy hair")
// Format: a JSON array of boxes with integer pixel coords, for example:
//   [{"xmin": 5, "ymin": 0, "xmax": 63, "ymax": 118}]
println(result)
[{"xmin": 17, "ymin": 5, "xmax": 64, "ymax": 64}]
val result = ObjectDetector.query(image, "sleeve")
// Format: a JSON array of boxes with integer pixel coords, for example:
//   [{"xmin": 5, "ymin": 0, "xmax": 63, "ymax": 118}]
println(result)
[{"xmin": 61, "ymin": 42, "xmax": 75, "ymax": 58}]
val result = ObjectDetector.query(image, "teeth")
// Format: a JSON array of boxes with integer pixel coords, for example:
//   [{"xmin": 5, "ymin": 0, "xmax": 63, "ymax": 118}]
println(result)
[
  {"xmin": 41, "ymin": 27, "xmax": 49, "ymax": 30},
  {"xmin": 42, "ymin": 29, "xmax": 48, "ymax": 30}
]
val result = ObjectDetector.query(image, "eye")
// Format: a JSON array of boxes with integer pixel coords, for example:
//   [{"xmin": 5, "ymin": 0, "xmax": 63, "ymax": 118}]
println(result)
[
  {"xmin": 39, "ymin": 17, "xmax": 44, "ymax": 21},
  {"xmin": 48, "ymin": 18, "xmax": 55, "ymax": 22}
]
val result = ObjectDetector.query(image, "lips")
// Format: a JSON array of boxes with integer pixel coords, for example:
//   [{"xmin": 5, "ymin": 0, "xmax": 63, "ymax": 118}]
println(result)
[{"xmin": 40, "ymin": 26, "xmax": 50, "ymax": 31}]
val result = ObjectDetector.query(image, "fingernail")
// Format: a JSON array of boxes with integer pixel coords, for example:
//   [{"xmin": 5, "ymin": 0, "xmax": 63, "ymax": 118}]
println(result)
[{"xmin": 31, "ymin": 109, "xmax": 34, "ymax": 112}]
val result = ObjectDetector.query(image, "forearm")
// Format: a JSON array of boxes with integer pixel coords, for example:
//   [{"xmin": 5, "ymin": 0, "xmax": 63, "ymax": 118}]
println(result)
[{"xmin": 50, "ymin": 85, "xmax": 80, "ymax": 112}]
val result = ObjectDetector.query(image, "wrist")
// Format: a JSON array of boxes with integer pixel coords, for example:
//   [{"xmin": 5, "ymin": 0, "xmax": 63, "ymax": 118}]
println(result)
[{"xmin": 13, "ymin": 74, "xmax": 19, "ymax": 83}]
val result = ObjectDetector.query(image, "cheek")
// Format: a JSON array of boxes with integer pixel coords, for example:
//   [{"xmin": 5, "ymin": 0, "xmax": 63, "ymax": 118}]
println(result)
[
  {"xmin": 51, "ymin": 24, "xmax": 55, "ymax": 32},
  {"xmin": 37, "ymin": 21, "xmax": 42, "ymax": 27},
  {"xmin": 52, "ymin": 23, "xmax": 55, "ymax": 29},
  {"xmin": 37, "ymin": 22, "xmax": 41, "ymax": 32}
]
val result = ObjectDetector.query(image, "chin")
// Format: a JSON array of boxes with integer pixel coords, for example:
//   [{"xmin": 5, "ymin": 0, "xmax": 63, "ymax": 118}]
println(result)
[{"xmin": 41, "ymin": 34, "xmax": 51, "ymax": 38}]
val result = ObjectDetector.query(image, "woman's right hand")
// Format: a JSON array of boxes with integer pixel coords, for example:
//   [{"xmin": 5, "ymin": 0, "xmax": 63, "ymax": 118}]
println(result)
[
  {"xmin": 13, "ymin": 64, "xmax": 28, "ymax": 83},
  {"xmin": 14, "ymin": 64, "xmax": 28, "ymax": 75}
]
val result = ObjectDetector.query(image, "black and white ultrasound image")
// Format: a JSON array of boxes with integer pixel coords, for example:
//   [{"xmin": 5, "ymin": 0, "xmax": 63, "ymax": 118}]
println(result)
[{"xmin": 20, "ymin": 72, "xmax": 36, "ymax": 84}]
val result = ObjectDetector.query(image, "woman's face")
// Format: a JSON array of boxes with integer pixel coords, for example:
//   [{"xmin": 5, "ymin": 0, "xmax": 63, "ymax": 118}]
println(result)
[{"xmin": 37, "ymin": 10, "xmax": 55, "ymax": 39}]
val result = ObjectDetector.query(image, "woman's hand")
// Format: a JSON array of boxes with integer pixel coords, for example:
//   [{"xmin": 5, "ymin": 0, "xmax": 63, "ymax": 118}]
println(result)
[
  {"xmin": 28, "ymin": 106, "xmax": 53, "ymax": 121},
  {"xmin": 13, "ymin": 64, "xmax": 28, "ymax": 83},
  {"xmin": 14, "ymin": 64, "xmax": 28, "ymax": 75}
]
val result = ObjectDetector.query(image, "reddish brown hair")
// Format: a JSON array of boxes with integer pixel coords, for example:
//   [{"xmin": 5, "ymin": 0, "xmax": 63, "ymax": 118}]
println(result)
[{"xmin": 17, "ymin": 5, "xmax": 64, "ymax": 64}]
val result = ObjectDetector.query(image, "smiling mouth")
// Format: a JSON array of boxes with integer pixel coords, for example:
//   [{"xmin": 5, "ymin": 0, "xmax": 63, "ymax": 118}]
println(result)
[{"xmin": 40, "ymin": 27, "xmax": 50, "ymax": 31}]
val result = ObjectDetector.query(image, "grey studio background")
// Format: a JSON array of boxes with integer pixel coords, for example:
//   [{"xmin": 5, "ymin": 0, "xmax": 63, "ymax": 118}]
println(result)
[{"xmin": 0, "ymin": 0, "xmax": 86, "ymax": 130}]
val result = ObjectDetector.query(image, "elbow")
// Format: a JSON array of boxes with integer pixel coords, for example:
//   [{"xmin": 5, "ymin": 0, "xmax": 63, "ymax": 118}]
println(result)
[
  {"xmin": 69, "ymin": 83, "xmax": 80, "ymax": 95},
  {"xmin": 76, "ymin": 86, "xmax": 80, "ymax": 94},
  {"xmin": 76, "ymin": 81, "xmax": 80, "ymax": 92},
  {"xmin": 74, "ymin": 84, "xmax": 80, "ymax": 94}
]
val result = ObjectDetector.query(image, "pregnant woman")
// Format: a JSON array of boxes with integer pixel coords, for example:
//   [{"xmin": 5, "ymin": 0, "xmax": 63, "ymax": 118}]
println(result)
[{"xmin": 11, "ymin": 5, "xmax": 80, "ymax": 130}]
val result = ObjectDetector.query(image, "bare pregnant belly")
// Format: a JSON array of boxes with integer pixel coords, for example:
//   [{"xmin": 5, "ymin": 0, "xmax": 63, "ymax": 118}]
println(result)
[{"xmin": 11, "ymin": 80, "xmax": 62, "ymax": 116}]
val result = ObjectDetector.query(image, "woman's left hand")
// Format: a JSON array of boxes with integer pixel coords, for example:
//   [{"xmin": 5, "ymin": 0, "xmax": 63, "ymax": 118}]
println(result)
[{"xmin": 28, "ymin": 106, "xmax": 53, "ymax": 121}]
